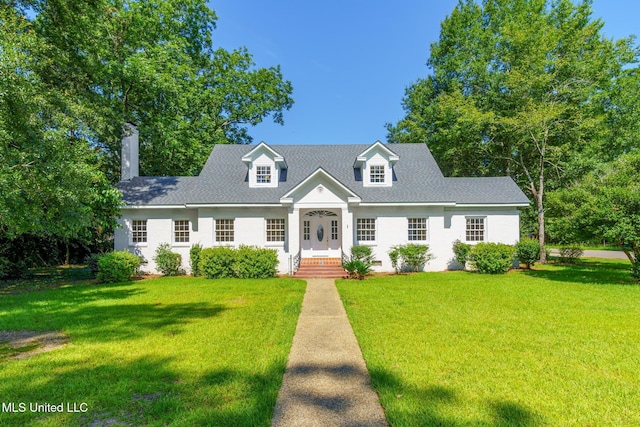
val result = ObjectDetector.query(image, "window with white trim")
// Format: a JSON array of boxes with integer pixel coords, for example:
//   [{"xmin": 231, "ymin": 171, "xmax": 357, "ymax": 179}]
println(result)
[
  {"xmin": 256, "ymin": 165, "xmax": 272, "ymax": 184},
  {"xmin": 266, "ymin": 218, "xmax": 285, "ymax": 242},
  {"xmin": 357, "ymin": 218, "xmax": 376, "ymax": 241},
  {"xmin": 331, "ymin": 220, "xmax": 338, "ymax": 240},
  {"xmin": 369, "ymin": 165, "xmax": 385, "ymax": 183},
  {"xmin": 215, "ymin": 219, "xmax": 234, "ymax": 242},
  {"xmin": 174, "ymin": 220, "xmax": 190, "ymax": 243},
  {"xmin": 466, "ymin": 217, "xmax": 485, "ymax": 242},
  {"xmin": 303, "ymin": 220, "xmax": 310, "ymax": 241},
  {"xmin": 131, "ymin": 220, "xmax": 147, "ymax": 243},
  {"xmin": 408, "ymin": 218, "xmax": 427, "ymax": 241}
]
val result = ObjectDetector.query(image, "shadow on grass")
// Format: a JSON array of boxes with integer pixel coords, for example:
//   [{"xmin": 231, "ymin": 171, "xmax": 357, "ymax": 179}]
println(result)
[
  {"xmin": 0, "ymin": 283, "xmax": 227, "ymax": 341},
  {"xmin": 489, "ymin": 400, "xmax": 540, "ymax": 426},
  {"xmin": 522, "ymin": 259, "xmax": 636, "ymax": 286},
  {"xmin": 0, "ymin": 355, "xmax": 181, "ymax": 426},
  {"xmin": 186, "ymin": 364, "xmax": 289, "ymax": 426},
  {"xmin": 369, "ymin": 367, "xmax": 544, "ymax": 426},
  {"xmin": 66, "ymin": 301, "xmax": 227, "ymax": 341},
  {"xmin": 0, "ymin": 357, "xmax": 289, "ymax": 426}
]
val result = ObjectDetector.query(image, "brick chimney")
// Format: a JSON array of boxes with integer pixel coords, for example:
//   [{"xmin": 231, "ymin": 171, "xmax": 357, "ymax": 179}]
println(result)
[{"xmin": 121, "ymin": 123, "xmax": 139, "ymax": 181}]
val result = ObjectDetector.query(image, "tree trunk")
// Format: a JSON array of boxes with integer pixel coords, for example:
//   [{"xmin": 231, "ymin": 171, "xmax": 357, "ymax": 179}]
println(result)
[
  {"xmin": 537, "ymin": 194, "xmax": 546, "ymax": 263},
  {"xmin": 537, "ymin": 153, "xmax": 546, "ymax": 264}
]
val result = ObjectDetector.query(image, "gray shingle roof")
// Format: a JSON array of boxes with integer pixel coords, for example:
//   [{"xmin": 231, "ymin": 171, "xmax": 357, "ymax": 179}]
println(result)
[{"xmin": 118, "ymin": 143, "xmax": 529, "ymax": 206}]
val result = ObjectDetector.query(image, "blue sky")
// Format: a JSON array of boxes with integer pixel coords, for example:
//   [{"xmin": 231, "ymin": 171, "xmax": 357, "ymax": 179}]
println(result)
[{"xmin": 209, "ymin": 1, "xmax": 639, "ymax": 146}]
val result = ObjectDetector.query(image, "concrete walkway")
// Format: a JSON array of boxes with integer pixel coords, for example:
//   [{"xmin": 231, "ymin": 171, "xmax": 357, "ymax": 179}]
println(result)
[{"xmin": 271, "ymin": 279, "xmax": 388, "ymax": 427}]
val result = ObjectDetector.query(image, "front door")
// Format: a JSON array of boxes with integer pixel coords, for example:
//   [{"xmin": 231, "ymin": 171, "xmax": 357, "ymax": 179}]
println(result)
[{"xmin": 301, "ymin": 210, "xmax": 340, "ymax": 257}]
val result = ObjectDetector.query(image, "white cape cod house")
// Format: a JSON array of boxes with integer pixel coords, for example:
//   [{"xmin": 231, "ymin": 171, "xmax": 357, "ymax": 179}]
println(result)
[{"xmin": 115, "ymin": 126, "xmax": 529, "ymax": 274}]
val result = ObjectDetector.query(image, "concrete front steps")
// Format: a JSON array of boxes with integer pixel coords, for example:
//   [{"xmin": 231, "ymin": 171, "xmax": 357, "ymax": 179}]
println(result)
[{"xmin": 294, "ymin": 258, "xmax": 347, "ymax": 278}]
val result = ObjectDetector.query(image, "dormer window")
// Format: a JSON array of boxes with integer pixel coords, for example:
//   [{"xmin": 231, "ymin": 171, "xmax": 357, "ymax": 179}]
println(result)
[
  {"xmin": 369, "ymin": 165, "xmax": 385, "ymax": 183},
  {"xmin": 256, "ymin": 166, "xmax": 272, "ymax": 184},
  {"xmin": 242, "ymin": 142, "xmax": 286, "ymax": 188},
  {"xmin": 354, "ymin": 141, "xmax": 398, "ymax": 188}
]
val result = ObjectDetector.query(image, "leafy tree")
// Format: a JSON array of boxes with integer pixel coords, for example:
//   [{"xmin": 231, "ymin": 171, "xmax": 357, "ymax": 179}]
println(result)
[
  {"xmin": 1, "ymin": 1, "xmax": 293, "ymax": 269},
  {"xmin": 547, "ymin": 152, "xmax": 640, "ymax": 279},
  {"xmin": 0, "ymin": 5, "xmax": 121, "ymax": 242},
  {"xmin": 387, "ymin": 0, "xmax": 639, "ymax": 262},
  {"xmin": 12, "ymin": 0, "xmax": 293, "ymax": 181}
]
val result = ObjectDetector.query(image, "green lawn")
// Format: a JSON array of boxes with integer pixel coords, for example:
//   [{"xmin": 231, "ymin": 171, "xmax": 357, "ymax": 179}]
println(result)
[
  {"xmin": 0, "ymin": 276, "xmax": 305, "ymax": 426},
  {"xmin": 338, "ymin": 260, "xmax": 640, "ymax": 426}
]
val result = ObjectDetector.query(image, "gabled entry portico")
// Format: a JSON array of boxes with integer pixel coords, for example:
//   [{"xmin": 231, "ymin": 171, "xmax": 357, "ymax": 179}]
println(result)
[{"xmin": 280, "ymin": 168, "xmax": 361, "ymax": 266}]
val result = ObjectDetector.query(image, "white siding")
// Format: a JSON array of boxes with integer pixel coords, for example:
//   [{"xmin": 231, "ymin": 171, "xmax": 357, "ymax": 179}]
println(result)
[
  {"xmin": 350, "ymin": 206, "xmax": 521, "ymax": 272},
  {"xmin": 115, "ymin": 205, "xmax": 521, "ymax": 275},
  {"xmin": 116, "ymin": 207, "xmax": 290, "ymax": 274},
  {"xmin": 352, "ymin": 206, "xmax": 449, "ymax": 271}
]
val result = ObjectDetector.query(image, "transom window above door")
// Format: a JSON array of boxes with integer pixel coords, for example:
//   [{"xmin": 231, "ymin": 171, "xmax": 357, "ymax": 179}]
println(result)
[{"xmin": 304, "ymin": 210, "xmax": 338, "ymax": 217}]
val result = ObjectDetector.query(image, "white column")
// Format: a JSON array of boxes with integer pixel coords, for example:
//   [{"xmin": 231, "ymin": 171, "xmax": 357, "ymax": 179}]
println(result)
[
  {"xmin": 342, "ymin": 206, "xmax": 354, "ymax": 254},
  {"xmin": 287, "ymin": 207, "xmax": 300, "ymax": 257}
]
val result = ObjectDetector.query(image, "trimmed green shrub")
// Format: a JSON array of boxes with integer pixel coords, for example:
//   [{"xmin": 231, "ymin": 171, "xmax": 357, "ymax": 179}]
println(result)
[
  {"xmin": 199, "ymin": 247, "xmax": 236, "ymax": 279},
  {"xmin": 342, "ymin": 259, "xmax": 370, "ymax": 280},
  {"xmin": 388, "ymin": 246, "xmax": 401, "ymax": 273},
  {"xmin": 401, "ymin": 244, "xmax": 433, "ymax": 272},
  {"xmin": 350, "ymin": 245, "xmax": 373, "ymax": 264},
  {"xmin": 515, "ymin": 238, "xmax": 541, "ymax": 269},
  {"xmin": 233, "ymin": 245, "xmax": 278, "ymax": 278},
  {"xmin": 97, "ymin": 251, "xmax": 140, "ymax": 283},
  {"xmin": 632, "ymin": 263, "xmax": 640, "ymax": 281},
  {"xmin": 452, "ymin": 239, "xmax": 471, "ymax": 269},
  {"xmin": 153, "ymin": 243, "xmax": 183, "ymax": 276},
  {"xmin": 190, "ymin": 243, "xmax": 203, "ymax": 276},
  {"xmin": 558, "ymin": 245, "xmax": 583, "ymax": 264},
  {"xmin": 388, "ymin": 244, "xmax": 433, "ymax": 273},
  {"xmin": 342, "ymin": 245, "xmax": 373, "ymax": 279},
  {"xmin": 199, "ymin": 246, "xmax": 279, "ymax": 279},
  {"xmin": 468, "ymin": 242, "xmax": 515, "ymax": 274}
]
